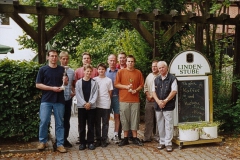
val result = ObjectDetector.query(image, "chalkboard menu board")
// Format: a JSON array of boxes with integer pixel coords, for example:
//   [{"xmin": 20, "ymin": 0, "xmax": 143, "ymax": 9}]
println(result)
[{"xmin": 178, "ymin": 80, "xmax": 205, "ymax": 122}]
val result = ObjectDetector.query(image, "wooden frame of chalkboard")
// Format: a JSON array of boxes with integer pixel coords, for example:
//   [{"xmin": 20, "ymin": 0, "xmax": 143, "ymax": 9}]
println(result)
[{"xmin": 173, "ymin": 76, "xmax": 210, "ymax": 125}]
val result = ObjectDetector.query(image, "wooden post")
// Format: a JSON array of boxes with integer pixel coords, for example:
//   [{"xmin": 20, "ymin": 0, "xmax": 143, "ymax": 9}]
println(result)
[
  {"xmin": 38, "ymin": 13, "xmax": 46, "ymax": 64},
  {"xmin": 195, "ymin": 23, "xmax": 203, "ymax": 52},
  {"xmin": 153, "ymin": 21, "xmax": 161, "ymax": 58},
  {"xmin": 232, "ymin": 24, "xmax": 240, "ymax": 105}
]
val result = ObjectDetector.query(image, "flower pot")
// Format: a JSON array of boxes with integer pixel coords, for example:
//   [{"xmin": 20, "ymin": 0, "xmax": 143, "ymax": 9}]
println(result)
[
  {"xmin": 200, "ymin": 126, "xmax": 218, "ymax": 139},
  {"xmin": 179, "ymin": 128, "xmax": 199, "ymax": 141}
]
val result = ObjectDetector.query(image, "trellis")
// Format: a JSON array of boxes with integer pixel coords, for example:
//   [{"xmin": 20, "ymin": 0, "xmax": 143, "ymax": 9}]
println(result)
[{"xmin": 0, "ymin": 1, "xmax": 239, "ymax": 102}]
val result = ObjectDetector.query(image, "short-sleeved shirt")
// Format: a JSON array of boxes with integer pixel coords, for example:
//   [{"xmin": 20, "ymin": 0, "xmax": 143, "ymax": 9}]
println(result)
[
  {"xmin": 94, "ymin": 76, "xmax": 113, "ymax": 109},
  {"xmin": 75, "ymin": 67, "xmax": 98, "ymax": 82},
  {"xmin": 106, "ymin": 68, "xmax": 119, "ymax": 96},
  {"xmin": 114, "ymin": 68, "xmax": 144, "ymax": 103},
  {"xmin": 64, "ymin": 68, "xmax": 75, "ymax": 101},
  {"xmin": 36, "ymin": 65, "xmax": 65, "ymax": 104}
]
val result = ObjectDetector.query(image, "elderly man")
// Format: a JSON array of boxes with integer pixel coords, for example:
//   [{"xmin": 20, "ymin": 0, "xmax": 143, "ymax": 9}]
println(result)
[{"xmin": 152, "ymin": 61, "xmax": 177, "ymax": 152}]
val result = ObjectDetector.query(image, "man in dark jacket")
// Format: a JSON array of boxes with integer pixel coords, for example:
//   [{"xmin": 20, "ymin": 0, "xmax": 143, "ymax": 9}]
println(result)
[{"xmin": 152, "ymin": 61, "xmax": 177, "ymax": 152}]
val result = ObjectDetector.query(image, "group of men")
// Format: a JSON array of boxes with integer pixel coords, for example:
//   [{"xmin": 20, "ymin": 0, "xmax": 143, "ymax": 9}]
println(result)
[{"xmin": 35, "ymin": 50, "xmax": 177, "ymax": 153}]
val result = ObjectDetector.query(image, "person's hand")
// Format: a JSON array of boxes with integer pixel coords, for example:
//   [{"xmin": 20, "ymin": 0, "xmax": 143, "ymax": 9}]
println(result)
[
  {"xmin": 84, "ymin": 103, "xmax": 91, "ymax": 110},
  {"xmin": 52, "ymin": 86, "xmax": 62, "ymax": 92},
  {"xmin": 63, "ymin": 76, "xmax": 68, "ymax": 85},
  {"xmin": 146, "ymin": 95, "xmax": 152, "ymax": 102}
]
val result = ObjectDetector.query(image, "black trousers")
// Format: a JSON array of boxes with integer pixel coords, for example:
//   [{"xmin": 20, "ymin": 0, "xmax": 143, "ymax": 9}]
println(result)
[
  {"xmin": 95, "ymin": 108, "xmax": 110, "ymax": 140},
  {"xmin": 64, "ymin": 98, "xmax": 72, "ymax": 140},
  {"xmin": 78, "ymin": 108, "xmax": 96, "ymax": 145}
]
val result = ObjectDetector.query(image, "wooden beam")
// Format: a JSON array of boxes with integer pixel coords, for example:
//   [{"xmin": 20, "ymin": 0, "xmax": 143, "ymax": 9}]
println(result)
[
  {"xmin": 46, "ymin": 16, "xmax": 75, "ymax": 42},
  {"xmin": 1, "ymin": 4, "xmax": 240, "ymax": 24},
  {"xmin": 6, "ymin": 12, "xmax": 38, "ymax": 43},
  {"xmin": 162, "ymin": 23, "xmax": 185, "ymax": 43},
  {"xmin": 128, "ymin": 20, "xmax": 154, "ymax": 48},
  {"xmin": 195, "ymin": 23, "xmax": 204, "ymax": 52}
]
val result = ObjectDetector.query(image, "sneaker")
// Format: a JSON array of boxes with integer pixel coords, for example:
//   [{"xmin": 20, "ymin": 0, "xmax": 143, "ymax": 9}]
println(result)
[
  {"xmin": 76, "ymin": 137, "xmax": 80, "ymax": 144},
  {"xmin": 64, "ymin": 140, "xmax": 73, "ymax": 148},
  {"xmin": 88, "ymin": 143, "xmax": 96, "ymax": 150},
  {"xmin": 112, "ymin": 135, "xmax": 120, "ymax": 144},
  {"xmin": 56, "ymin": 145, "xmax": 67, "ymax": 153},
  {"xmin": 128, "ymin": 137, "xmax": 134, "ymax": 141},
  {"xmin": 157, "ymin": 144, "xmax": 165, "ymax": 150},
  {"xmin": 79, "ymin": 144, "xmax": 86, "ymax": 150},
  {"xmin": 37, "ymin": 142, "xmax": 48, "ymax": 150},
  {"xmin": 132, "ymin": 138, "xmax": 143, "ymax": 146},
  {"xmin": 166, "ymin": 145, "xmax": 173, "ymax": 152},
  {"xmin": 118, "ymin": 138, "xmax": 129, "ymax": 147}
]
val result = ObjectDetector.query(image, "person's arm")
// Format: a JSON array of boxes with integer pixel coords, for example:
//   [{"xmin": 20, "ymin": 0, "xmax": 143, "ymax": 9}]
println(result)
[{"xmin": 36, "ymin": 83, "xmax": 62, "ymax": 92}]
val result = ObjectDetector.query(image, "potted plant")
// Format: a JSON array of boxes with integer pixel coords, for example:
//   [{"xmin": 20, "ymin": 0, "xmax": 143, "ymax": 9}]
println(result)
[
  {"xmin": 178, "ymin": 123, "xmax": 200, "ymax": 141},
  {"xmin": 199, "ymin": 121, "xmax": 220, "ymax": 139}
]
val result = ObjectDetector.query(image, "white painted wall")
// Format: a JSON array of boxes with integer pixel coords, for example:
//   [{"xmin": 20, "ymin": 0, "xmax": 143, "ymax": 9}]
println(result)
[{"xmin": 0, "ymin": 14, "xmax": 36, "ymax": 61}]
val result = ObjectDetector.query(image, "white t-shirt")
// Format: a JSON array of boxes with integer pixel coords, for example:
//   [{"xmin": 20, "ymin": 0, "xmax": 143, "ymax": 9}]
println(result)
[{"xmin": 94, "ymin": 76, "xmax": 113, "ymax": 109}]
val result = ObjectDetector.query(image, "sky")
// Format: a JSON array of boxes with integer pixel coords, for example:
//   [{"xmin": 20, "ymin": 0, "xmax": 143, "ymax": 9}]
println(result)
[{"xmin": 0, "ymin": 14, "xmax": 36, "ymax": 61}]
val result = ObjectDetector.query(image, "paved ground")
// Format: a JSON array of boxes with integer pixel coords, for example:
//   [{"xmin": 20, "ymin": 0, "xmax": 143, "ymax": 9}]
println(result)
[{"xmin": 46, "ymin": 113, "xmax": 240, "ymax": 160}]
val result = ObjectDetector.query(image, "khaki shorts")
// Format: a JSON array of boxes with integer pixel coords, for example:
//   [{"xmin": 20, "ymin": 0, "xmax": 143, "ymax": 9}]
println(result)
[{"xmin": 119, "ymin": 102, "xmax": 140, "ymax": 131}]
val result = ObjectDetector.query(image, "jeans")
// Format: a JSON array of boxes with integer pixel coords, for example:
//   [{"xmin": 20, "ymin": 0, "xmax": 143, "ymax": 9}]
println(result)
[
  {"xmin": 95, "ymin": 108, "xmax": 110, "ymax": 140},
  {"xmin": 64, "ymin": 98, "xmax": 72, "ymax": 140},
  {"xmin": 39, "ymin": 102, "xmax": 65, "ymax": 147},
  {"xmin": 78, "ymin": 108, "xmax": 96, "ymax": 145}
]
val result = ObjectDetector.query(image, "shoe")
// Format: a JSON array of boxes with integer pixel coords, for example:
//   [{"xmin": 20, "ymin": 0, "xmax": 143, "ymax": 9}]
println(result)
[
  {"xmin": 128, "ymin": 137, "xmax": 133, "ymax": 141},
  {"xmin": 64, "ymin": 140, "xmax": 73, "ymax": 148},
  {"xmin": 166, "ymin": 145, "xmax": 173, "ymax": 152},
  {"xmin": 112, "ymin": 135, "xmax": 120, "ymax": 144},
  {"xmin": 118, "ymin": 138, "xmax": 129, "ymax": 147},
  {"xmin": 56, "ymin": 145, "xmax": 67, "ymax": 153},
  {"xmin": 37, "ymin": 142, "xmax": 48, "ymax": 150},
  {"xmin": 157, "ymin": 144, "xmax": 165, "ymax": 150},
  {"xmin": 95, "ymin": 140, "xmax": 101, "ymax": 147},
  {"xmin": 76, "ymin": 137, "xmax": 80, "ymax": 144},
  {"xmin": 142, "ymin": 139, "xmax": 151, "ymax": 143},
  {"xmin": 79, "ymin": 144, "xmax": 86, "ymax": 150},
  {"xmin": 88, "ymin": 144, "xmax": 96, "ymax": 150},
  {"xmin": 101, "ymin": 139, "xmax": 108, "ymax": 148},
  {"xmin": 132, "ymin": 138, "xmax": 143, "ymax": 146}
]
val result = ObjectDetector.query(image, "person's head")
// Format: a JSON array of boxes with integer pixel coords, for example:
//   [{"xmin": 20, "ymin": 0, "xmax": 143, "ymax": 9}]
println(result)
[
  {"xmin": 47, "ymin": 50, "xmax": 58, "ymax": 65},
  {"xmin": 82, "ymin": 52, "xmax": 92, "ymax": 65},
  {"xmin": 126, "ymin": 55, "xmax": 135, "ymax": 70},
  {"xmin": 59, "ymin": 51, "xmax": 69, "ymax": 66},
  {"xmin": 152, "ymin": 60, "xmax": 159, "ymax": 74},
  {"xmin": 97, "ymin": 63, "xmax": 107, "ymax": 76},
  {"xmin": 83, "ymin": 64, "xmax": 93, "ymax": 78},
  {"xmin": 118, "ymin": 52, "xmax": 126, "ymax": 66},
  {"xmin": 107, "ymin": 54, "xmax": 117, "ymax": 69},
  {"xmin": 157, "ymin": 61, "xmax": 168, "ymax": 76}
]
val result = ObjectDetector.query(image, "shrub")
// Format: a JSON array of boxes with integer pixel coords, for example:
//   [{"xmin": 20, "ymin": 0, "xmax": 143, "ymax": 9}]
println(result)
[{"xmin": 0, "ymin": 59, "xmax": 41, "ymax": 141}]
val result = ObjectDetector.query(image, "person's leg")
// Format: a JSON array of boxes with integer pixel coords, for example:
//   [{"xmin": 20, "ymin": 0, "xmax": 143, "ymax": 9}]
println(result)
[
  {"xmin": 163, "ymin": 111, "xmax": 173, "ymax": 146},
  {"xmin": 39, "ymin": 102, "xmax": 52, "ymax": 144},
  {"xmin": 95, "ymin": 108, "xmax": 102, "ymax": 146},
  {"xmin": 156, "ymin": 111, "xmax": 165, "ymax": 145},
  {"xmin": 53, "ymin": 103, "xmax": 65, "ymax": 147},
  {"xmin": 102, "ymin": 109, "xmax": 110, "ymax": 147},
  {"xmin": 144, "ymin": 100, "xmax": 155, "ymax": 141},
  {"xmin": 102, "ymin": 109, "xmax": 110, "ymax": 140},
  {"xmin": 87, "ymin": 109, "xmax": 96, "ymax": 145},
  {"xmin": 64, "ymin": 99, "xmax": 72, "ymax": 142},
  {"xmin": 118, "ymin": 102, "xmax": 130, "ymax": 146},
  {"xmin": 78, "ymin": 108, "xmax": 87, "ymax": 145}
]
